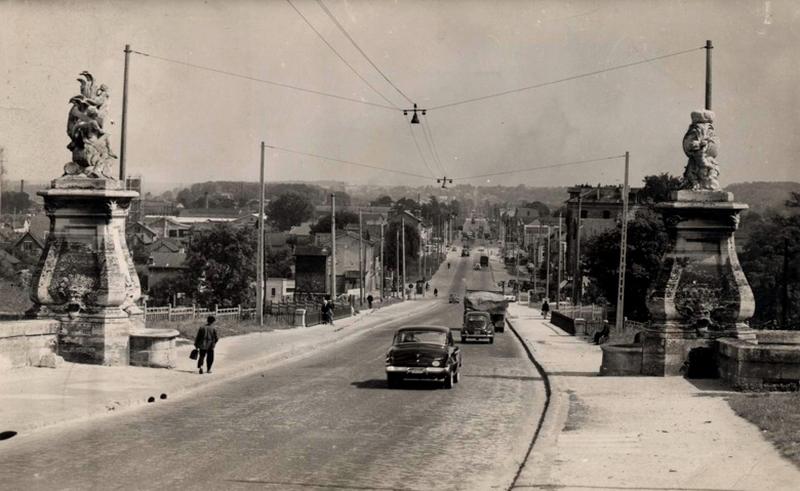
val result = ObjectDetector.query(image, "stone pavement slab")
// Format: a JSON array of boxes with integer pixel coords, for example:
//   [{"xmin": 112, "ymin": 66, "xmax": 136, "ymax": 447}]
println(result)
[
  {"xmin": 506, "ymin": 302, "xmax": 800, "ymax": 491},
  {"xmin": 0, "ymin": 299, "xmax": 437, "ymax": 437}
]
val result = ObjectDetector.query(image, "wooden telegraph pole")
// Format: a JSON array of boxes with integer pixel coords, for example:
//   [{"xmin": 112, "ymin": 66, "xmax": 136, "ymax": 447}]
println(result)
[
  {"xmin": 331, "ymin": 194, "xmax": 336, "ymax": 300},
  {"xmin": 380, "ymin": 219, "xmax": 385, "ymax": 300},
  {"xmin": 545, "ymin": 225, "xmax": 551, "ymax": 301},
  {"xmin": 402, "ymin": 216, "xmax": 407, "ymax": 299},
  {"xmin": 615, "ymin": 152, "xmax": 630, "ymax": 333},
  {"xmin": 705, "ymin": 40, "xmax": 713, "ymax": 110},
  {"xmin": 120, "ymin": 44, "xmax": 131, "ymax": 183},
  {"xmin": 257, "ymin": 142, "xmax": 266, "ymax": 326},
  {"xmin": 557, "ymin": 212, "xmax": 562, "ymax": 309},
  {"xmin": 359, "ymin": 209, "xmax": 364, "ymax": 305},
  {"xmin": 396, "ymin": 227, "xmax": 400, "ymax": 297}
]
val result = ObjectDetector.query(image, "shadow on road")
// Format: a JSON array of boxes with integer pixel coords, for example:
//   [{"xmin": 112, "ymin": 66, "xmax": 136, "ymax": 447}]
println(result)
[{"xmin": 351, "ymin": 379, "xmax": 444, "ymax": 390}]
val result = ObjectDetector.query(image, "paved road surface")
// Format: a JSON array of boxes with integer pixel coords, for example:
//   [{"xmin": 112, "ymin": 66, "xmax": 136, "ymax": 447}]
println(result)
[{"xmin": 0, "ymin": 248, "xmax": 541, "ymax": 491}]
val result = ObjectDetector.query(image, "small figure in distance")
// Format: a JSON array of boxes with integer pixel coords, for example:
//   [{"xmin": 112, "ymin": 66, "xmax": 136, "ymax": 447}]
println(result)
[
  {"xmin": 541, "ymin": 299, "xmax": 550, "ymax": 319},
  {"xmin": 433, "ymin": 288, "xmax": 438, "ymax": 298}
]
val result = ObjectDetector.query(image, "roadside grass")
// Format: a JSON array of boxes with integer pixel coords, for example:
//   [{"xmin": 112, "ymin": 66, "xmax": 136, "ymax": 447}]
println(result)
[{"xmin": 727, "ymin": 392, "xmax": 800, "ymax": 466}]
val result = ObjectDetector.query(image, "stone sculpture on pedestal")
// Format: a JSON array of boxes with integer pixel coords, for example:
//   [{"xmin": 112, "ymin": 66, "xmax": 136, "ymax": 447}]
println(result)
[
  {"xmin": 28, "ymin": 72, "xmax": 142, "ymax": 366},
  {"xmin": 642, "ymin": 110, "xmax": 755, "ymax": 376}
]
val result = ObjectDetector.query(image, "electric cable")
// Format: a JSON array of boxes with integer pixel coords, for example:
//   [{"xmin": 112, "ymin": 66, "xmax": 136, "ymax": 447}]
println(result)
[
  {"xmin": 428, "ymin": 46, "xmax": 704, "ymax": 111},
  {"xmin": 285, "ymin": 0, "xmax": 400, "ymax": 109},
  {"xmin": 452, "ymin": 154, "xmax": 626, "ymax": 181},
  {"xmin": 405, "ymin": 121, "xmax": 438, "ymax": 179},
  {"xmin": 316, "ymin": 0, "xmax": 414, "ymax": 106},
  {"xmin": 264, "ymin": 143, "xmax": 431, "ymax": 179},
  {"xmin": 130, "ymin": 49, "xmax": 398, "ymax": 111}
]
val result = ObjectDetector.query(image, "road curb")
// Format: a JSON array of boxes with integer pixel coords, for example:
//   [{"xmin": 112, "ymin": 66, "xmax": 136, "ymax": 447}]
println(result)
[{"xmin": 505, "ymin": 314, "xmax": 558, "ymax": 490}]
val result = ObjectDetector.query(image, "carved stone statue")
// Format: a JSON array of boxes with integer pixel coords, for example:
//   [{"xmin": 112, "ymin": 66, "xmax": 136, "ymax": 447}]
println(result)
[
  {"xmin": 681, "ymin": 110, "xmax": 720, "ymax": 191},
  {"xmin": 64, "ymin": 72, "xmax": 117, "ymax": 179}
]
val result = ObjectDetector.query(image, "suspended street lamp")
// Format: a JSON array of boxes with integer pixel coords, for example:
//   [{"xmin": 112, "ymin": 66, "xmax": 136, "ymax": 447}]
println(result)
[{"xmin": 403, "ymin": 103, "xmax": 426, "ymax": 124}]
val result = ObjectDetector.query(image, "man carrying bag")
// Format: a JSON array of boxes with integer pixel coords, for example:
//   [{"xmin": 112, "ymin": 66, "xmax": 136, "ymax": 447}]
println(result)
[{"xmin": 194, "ymin": 315, "xmax": 219, "ymax": 374}]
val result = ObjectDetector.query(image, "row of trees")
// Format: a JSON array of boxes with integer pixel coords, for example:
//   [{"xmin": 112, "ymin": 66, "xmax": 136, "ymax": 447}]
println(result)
[{"xmin": 579, "ymin": 176, "xmax": 800, "ymax": 327}]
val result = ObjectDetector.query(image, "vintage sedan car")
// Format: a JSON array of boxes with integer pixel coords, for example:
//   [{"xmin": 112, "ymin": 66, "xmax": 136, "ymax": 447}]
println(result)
[
  {"xmin": 461, "ymin": 311, "xmax": 494, "ymax": 343},
  {"xmin": 385, "ymin": 326, "xmax": 462, "ymax": 389},
  {"xmin": 448, "ymin": 293, "xmax": 460, "ymax": 304}
]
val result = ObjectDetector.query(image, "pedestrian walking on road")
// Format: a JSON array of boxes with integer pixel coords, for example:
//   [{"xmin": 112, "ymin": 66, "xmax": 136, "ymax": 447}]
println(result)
[
  {"xmin": 195, "ymin": 315, "xmax": 219, "ymax": 374},
  {"xmin": 541, "ymin": 299, "xmax": 550, "ymax": 319},
  {"xmin": 322, "ymin": 297, "xmax": 334, "ymax": 325},
  {"xmin": 367, "ymin": 294, "xmax": 374, "ymax": 309}
]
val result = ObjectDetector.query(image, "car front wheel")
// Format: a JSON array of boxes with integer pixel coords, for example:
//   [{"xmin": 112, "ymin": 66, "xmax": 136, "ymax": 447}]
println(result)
[{"xmin": 443, "ymin": 370, "xmax": 454, "ymax": 389}]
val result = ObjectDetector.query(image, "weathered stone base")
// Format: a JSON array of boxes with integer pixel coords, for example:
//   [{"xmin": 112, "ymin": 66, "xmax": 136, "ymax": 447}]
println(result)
[
  {"xmin": 58, "ymin": 314, "xmax": 131, "ymax": 366},
  {"xmin": 129, "ymin": 328, "xmax": 179, "ymax": 368},
  {"xmin": 717, "ymin": 331, "xmax": 800, "ymax": 390},
  {"xmin": 641, "ymin": 328, "xmax": 715, "ymax": 376},
  {"xmin": 0, "ymin": 319, "xmax": 62, "ymax": 369},
  {"xmin": 600, "ymin": 343, "xmax": 642, "ymax": 376}
]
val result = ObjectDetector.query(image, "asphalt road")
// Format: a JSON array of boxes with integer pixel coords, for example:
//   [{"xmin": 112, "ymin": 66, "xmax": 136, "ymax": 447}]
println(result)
[{"xmin": 0, "ymin": 247, "xmax": 542, "ymax": 491}]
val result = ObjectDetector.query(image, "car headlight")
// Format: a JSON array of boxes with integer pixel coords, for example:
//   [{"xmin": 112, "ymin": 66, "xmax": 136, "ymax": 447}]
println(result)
[
  {"xmin": 385, "ymin": 353, "xmax": 393, "ymax": 365},
  {"xmin": 432, "ymin": 359, "xmax": 444, "ymax": 367}
]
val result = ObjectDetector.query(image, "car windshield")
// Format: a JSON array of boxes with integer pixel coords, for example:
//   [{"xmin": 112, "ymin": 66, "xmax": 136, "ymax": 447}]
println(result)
[
  {"xmin": 395, "ymin": 330, "xmax": 447, "ymax": 345},
  {"xmin": 467, "ymin": 317, "xmax": 488, "ymax": 329}
]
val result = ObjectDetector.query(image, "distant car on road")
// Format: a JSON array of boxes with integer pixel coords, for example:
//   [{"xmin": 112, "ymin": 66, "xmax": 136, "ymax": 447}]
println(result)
[
  {"xmin": 462, "ymin": 311, "xmax": 494, "ymax": 344},
  {"xmin": 448, "ymin": 293, "xmax": 460, "ymax": 304},
  {"xmin": 385, "ymin": 326, "xmax": 462, "ymax": 389},
  {"xmin": 473, "ymin": 263, "xmax": 482, "ymax": 270},
  {"xmin": 503, "ymin": 294, "xmax": 517, "ymax": 302}
]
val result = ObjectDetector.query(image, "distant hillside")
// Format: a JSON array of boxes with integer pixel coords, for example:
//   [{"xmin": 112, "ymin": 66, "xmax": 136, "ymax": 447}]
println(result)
[{"xmin": 725, "ymin": 182, "xmax": 800, "ymax": 213}]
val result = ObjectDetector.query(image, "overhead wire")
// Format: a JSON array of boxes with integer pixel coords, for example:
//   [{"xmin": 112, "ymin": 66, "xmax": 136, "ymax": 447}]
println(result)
[
  {"xmin": 316, "ymin": 0, "xmax": 415, "ymax": 106},
  {"xmin": 130, "ymin": 49, "xmax": 398, "ymax": 111},
  {"xmin": 264, "ymin": 143, "xmax": 431, "ymax": 180},
  {"xmin": 285, "ymin": 0, "xmax": 400, "ymax": 109},
  {"xmin": 416, "ymin": 115, "xmax": 444, "ymax": 175},
  {"xmin": 452, "ymin": 154, "xmax": 626, "ymax": 181},
  {"xmin": 405, "ymin": 120, "xmax": 438, "ymax": 179},
  {"xmin": 428, "ymin": 46, "xmax": 704, "ymax": 111},
  {"xmin": 421, "ymin": 114, "xmax": 447, "ymax": 175}
]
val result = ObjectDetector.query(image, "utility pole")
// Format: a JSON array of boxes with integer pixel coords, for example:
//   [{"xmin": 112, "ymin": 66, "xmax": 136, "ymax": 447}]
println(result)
[
  {"xmin": 705, "ymin": 40, "xmax": 713, "ymax": 110},
  {"xmin": 782, "ymin": 237, "xmax": 790, "ymax": 328},
  {"xmin": 396, "ymin": 227, "xmax": 400, "ymax": 297},
  {"xmin": 573, "ymin": 195, "xmax": 584, "ymax": 306},
  {"xmin": 257, "ymin": 142, "xmax": 266, "ymax": 326},
  {"xmin": 331, "ymin": 194, "xmax": 336, "ymax": 300},
  {"xmin": 120, "ymin": 44, "xmax": 131, "ymax": 183},
  {"xmin": 402, "ymin": 216, "xmax": 407, "ymax": 300},
  {"xmin": 380, "ymin": 219, "xmax": 385, "ymax": 300},
  {"xmin": 545, "ymin": 225, "xmax": 551, "ymax": 301},
  {"xmin": 359, "ymin": 209, "xmax": 364, "ymax": 305},
  {"xmin": 0, "ymin": 147, "xmax": 4, "ymax": 217},
  {"xmin": 615, "ymin": 152, "xmax": 630, "ymax": 333},
  {"xmin": 557, "ymin": 212, "xmax": 563, "ymax": 310}
]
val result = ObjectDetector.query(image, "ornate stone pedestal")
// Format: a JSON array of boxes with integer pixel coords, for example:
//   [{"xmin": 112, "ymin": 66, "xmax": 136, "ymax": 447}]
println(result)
[
  {"xmin": 643, "ymin": 190, "xmax": 755, "ymax": 376},
  {"xmin": 28, "ymin": 177, "xmax": 141, "ymax": 366}
]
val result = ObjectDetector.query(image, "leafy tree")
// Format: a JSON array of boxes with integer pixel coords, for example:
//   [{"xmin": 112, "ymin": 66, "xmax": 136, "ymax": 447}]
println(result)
[
  {"xmin": 266, "ymin": 248, "xmax": 294, "ymax": 279},
  {"xmin": 184, "ymin": 224, "xmax": 256, "ymax": 307},
  {"xmin": 582, "ymin": 207, "xmax": 669, "ymax": 321},
  {"xmin": 370, "ymin": 195, "xmax": 394, "ymax": 207},
  {"xmin": 392, "ymin": 197, "xmax": 419, "ymax": 215},
  {"xmin": 332, "ymin": 191, "xmax": 351, "ymax": 207},
  {"xmin": 786, "ymin": 191, "xmax": 800, "ymax": 208},
  {"xmin": 383, "ymin": 220, "xmax": 420, "ymax": 277},
  {"xmin": 147, "ymin": 276, "xmax": 192, "ymax": 306},
  {"xmin": 0, "ymin": 191, "xmax": 32, "ymax": 213},
  {"xmin": 520, "ymin": 201, "xmax": 550, "ymax": 218},
  {"xmin": 267, "ymin": 192, "xmax": 314, "ymax": 231},
  {"xmin": 739, "ymin": 211, "xmax": 800, "ymax": 328},
  {"xmin": 640, "ymin": 173, "xmax": 682, "ymax": 203},
  {"xmin": 309, "ymin": 211, "xmax": 359, "ymax": 234}
]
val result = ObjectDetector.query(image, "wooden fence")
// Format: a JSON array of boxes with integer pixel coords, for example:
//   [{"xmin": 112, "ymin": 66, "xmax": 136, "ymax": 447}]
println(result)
[{"xmin": 143, "ymin": 301, "xmax": 352, "ymax": 327}]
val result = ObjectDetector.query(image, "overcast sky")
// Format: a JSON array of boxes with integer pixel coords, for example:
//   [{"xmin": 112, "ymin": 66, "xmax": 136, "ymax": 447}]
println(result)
[{"xmin": 1, "ymin": 0, "xmax": 798, "ymax": 192}]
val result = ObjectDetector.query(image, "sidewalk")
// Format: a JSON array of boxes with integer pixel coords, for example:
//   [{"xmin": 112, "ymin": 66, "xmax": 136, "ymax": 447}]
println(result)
[
  {"xmin": 506, "ymin": 302, "xmax": 800, "ymax": 491},
  {"xmin": 0, "ymin": 299, "xmax": 437, "ymax": 436}
]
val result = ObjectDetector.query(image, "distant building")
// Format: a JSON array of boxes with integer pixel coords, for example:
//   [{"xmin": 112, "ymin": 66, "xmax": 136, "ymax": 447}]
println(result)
[
  {"xmin": 294, "ymin": 245, "xmax": 331, "ymax": 295},
  {"xmin": 315, "ymin": 231, "xmax": 378, "ymax": 294},
  {"xmin": 564, "ymin": 184, "xmax": 642, "ymax": 282},
  {"xmin": 144, "ymin": 251, "xmax": 188, "ymax": 292},
  {"xmin": 125, "ymin": 175, "xmax": 143, "ymax": 223},
  {"xmin": 266, "ymin": 278, "xmax": 295, "ymax": 302}
]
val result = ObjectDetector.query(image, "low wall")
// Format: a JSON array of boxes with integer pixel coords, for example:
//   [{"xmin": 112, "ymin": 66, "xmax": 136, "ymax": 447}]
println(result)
[
  {"xmin": 0, "ymin": 319, "xmax": 61, "ymax": 369},
  {"xmin": 550, "ymin": 311, "xmax": 575, "ymax": 334},
  {"xmin": 717, "ymin": 331, "xmax": 800, "ymax": 390}
]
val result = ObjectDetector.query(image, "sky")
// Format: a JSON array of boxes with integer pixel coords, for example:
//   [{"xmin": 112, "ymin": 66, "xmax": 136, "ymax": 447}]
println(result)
[{"xmin": 1, "ymin": 0, "xmax": 799, "ymax": 193}]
